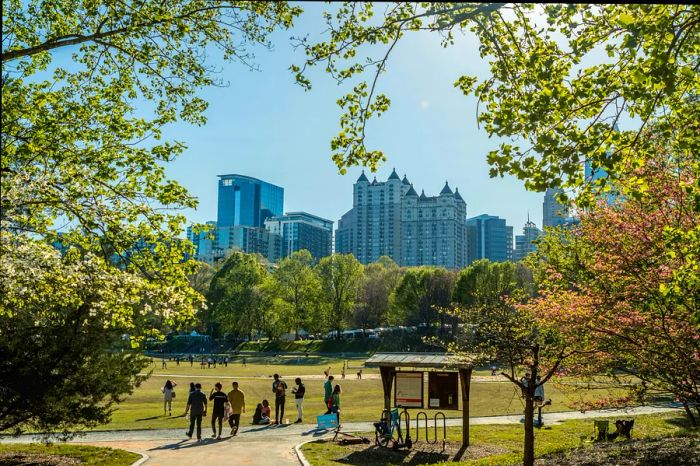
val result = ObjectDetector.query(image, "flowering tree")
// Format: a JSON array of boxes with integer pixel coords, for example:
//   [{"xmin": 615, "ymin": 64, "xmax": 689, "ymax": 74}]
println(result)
[
  {"xmin": 527, "ymin": 151, "xmax": 700, "ymax": 424},
  {"xmin": 450, "ymin": 260, "xmax": 577, "ymax": 466},
  {"xmin": 1, "ymin": 0, "xmax": 301, "ymax": 435}
]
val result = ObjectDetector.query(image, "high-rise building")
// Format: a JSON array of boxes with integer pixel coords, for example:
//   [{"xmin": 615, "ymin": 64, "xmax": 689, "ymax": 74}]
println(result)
[
  {"xmin": 265, "ymin": 212, "xmax": 333, "ymax": 261},
  {"xmin": 513, "ymin": 218, "xmax": 542, "ymax": 262},
  {"xmin": 466, "ymin": 214, "xmax": 513, "ymax": 264},
  {"xmin": 335, "ymin": 208, "xmax": 355, "ymax": 255},
  {"xmin": 401, "ymin": 182, "xmax": 468, "ymax": 269},
  {"xmin": 217, "ymin": 174, "xmax": 283, "ymax": 228},
  {"xmin": 542, "ymin": 188, "xmax": 570, "ymax": 228},
  {"xmin": 336, "ymin": 170, "xmax": 468, "ymax": 269},
  {"xmin": 214, "ymin": 225, "xmax": 282, "ymax": 263}
]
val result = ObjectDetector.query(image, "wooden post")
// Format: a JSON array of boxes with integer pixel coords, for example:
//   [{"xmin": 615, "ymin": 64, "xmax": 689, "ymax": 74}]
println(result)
[
  {"xmin": 379, "ymin": 366, "xmax": 396, "ymax": 411},
  {"xmin": 459, "ymin": 367, "xmax": 472, "ymax": 447}
]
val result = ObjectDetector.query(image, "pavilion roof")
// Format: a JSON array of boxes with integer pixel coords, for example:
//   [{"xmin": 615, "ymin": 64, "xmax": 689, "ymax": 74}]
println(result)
[{"xmin": 364, "ymin": 352, "xmax": 474, "ymax": 369}]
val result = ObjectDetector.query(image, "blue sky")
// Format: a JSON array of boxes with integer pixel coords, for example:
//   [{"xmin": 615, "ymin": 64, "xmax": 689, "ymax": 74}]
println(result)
[{"xmin": 159, "ymin": 4, "xmax": 545, "ymax": 235}]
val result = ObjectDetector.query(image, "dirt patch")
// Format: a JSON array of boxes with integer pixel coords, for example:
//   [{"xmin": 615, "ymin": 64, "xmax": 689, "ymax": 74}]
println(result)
[
  {"xmin": 536, "ymin": 437, "xmax": 700, "ymax": 466},
  {"xmin": 318, "ymin": 438, "xmax": 507, "ymax": 465},
  {"xmin": 0, "ymin": 452, "xmax": 81, "ymax": 465}
]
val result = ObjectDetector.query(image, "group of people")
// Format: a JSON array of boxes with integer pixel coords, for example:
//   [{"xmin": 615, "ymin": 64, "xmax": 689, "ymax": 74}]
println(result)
[
  {"xmin": 161, "ymin": 366, "xmax": 343, "ymax": 442},
  {"xmin": 164, "ymin": 380, "xmax": 246, "ymax": 440}
]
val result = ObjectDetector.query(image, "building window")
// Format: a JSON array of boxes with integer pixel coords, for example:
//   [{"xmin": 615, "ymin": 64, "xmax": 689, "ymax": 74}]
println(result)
[{"xmin": 222, "ymin": 179, "xmax": 232, "ymax": 186}]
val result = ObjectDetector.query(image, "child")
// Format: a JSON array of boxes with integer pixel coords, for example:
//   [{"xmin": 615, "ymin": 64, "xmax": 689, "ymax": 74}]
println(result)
[{"xmin": 253, "ymin": 400, "xmax": 271, "ymax": 424}]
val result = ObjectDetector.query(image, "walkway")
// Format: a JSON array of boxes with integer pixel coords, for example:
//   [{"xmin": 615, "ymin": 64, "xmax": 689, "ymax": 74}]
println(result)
[{"xmin": 3, "ymin": 406, "xmax": 680, "ymax": 465}]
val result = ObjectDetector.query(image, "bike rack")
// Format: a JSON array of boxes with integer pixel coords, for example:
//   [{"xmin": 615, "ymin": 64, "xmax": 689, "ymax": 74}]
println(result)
[
  {"xmin": 397, "ymin": 409, "xmax": 412, "ymax": 449},
  {"xmin": 433, "ymin": 412, "xmax": 446, "ymax": 451},
  {"xmin": 415, "ymin": 411, "xmax": 429, "ymax": 443}
]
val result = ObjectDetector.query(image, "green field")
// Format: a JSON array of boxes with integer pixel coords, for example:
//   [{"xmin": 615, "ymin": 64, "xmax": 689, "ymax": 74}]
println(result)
[
  {"xmin": 0, "ymin": 443, "xmax": 140, "ymax": 466},
  {"xmin": 301, "ymin": 412, "xmax": 699, "ymax": 465},
  {"xmin": 99, "ymin": 358, "xmax": 631, "ymax": 431}
]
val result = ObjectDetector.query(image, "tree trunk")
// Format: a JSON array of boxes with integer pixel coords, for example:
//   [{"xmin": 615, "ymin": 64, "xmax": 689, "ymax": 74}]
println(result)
[
  {"xmin": 682, "ymin": 402, "xmax": 697, "ymax": 426},
  {"xmin": 523, "ymin": 396, "xmax": 535, "ymax": 466}
]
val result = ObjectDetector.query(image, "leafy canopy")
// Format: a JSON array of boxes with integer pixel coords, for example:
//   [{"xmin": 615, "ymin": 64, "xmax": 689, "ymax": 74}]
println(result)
[{"xmin": 295, "ymin": 4, "xmax": 700, "ymax": 205}]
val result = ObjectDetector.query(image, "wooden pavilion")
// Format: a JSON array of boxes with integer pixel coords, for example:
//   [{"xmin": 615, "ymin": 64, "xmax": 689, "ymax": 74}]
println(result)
[{"xmin": 364, "ymin": 352, "xmax": 475, "ymax": 447}]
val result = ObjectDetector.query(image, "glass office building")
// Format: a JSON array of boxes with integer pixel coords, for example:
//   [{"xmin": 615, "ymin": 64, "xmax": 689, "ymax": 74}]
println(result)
[
  {"xmin": 466, "ymin": 214, "xmax": 513, "ymax": 264},
  {"xmin": 265, "ymin": 212, "xmax": 333, "ymax": 261},
  {"xmin": 217, "ymin": 174, "xmax": 284, "ymax": 228}
]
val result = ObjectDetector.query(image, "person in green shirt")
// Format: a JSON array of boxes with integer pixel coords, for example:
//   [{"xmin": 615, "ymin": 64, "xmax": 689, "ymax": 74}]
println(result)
[
  {"xmin": 331, "ymin": 384, "xmax": 341, "ymax": 425},
  {"xmin": 227, "ymin": 381, "xmax": 245, "ymax": 436},
  {"xmin": 323, "ymin": 367, "xmax": 334, "ymax": 414}
]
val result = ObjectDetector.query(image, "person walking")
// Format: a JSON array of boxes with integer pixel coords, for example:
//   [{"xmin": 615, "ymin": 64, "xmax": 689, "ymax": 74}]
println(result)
[
  {"xmin": 161, "ymin": 357, "xmax": 167, "ymax": 369},
  {"xmin": 292, "ymin": 377, "xmax": 305, "ymax": 424},
  {"xmin": 271, "ymin": 374, "xmax": 287, "ymax": 424},
  {"xmin": 189, "ymin": 354, "xmax": 194, "ymax": 367},
  {"xmin": 330, "ymin": 384, "xmax": 341, "ymax": 426},
  {"xmin": 227, "ymin": 381, "xmax": 246, "ymax": 436},
  {"xmin": 209, "ymin": 382, "xmax": 228, "ymax": 439},
  {"xmin": 162, "ymin": 380, "xmax": 177, "ymax": 416},
  {"xmin": 323, "ymin": 367, "xmax": 334, "ymax": 414},
  {"xmin": 184, "ymin": 383, "xmax": 207, "ymax": 441}
]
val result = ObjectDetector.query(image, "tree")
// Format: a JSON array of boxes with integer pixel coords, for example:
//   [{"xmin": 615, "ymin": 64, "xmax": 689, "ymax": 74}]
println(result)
[
  {"xmin": 354, "ymin": 256, "xmax": 401, "ymax": 331},
  {"xmin": 206, "ymin": 252, "xmax": 270, "ymax": 340},
  {"xmin": 294, "ymin": 4, "xmax": 699, "ymax": 203},
  {"xmin": 525, "ymin": 150, "xmax": 700, "ymax": 424},
  {"xmin": 316, "ymin": 254, "xmax": 363, "ymax": 338},
  {"xmin": 391, "ymin": 267, "xmax": 455, "ymax": 330},
  {"xmin": 449, "ymin": 260, "xmax": 574, "ymax": 466},
  {"xmin": 1, "ymin": 1, "xmax": 301, "ymax": 434},
  {"xmin": 272, "ymin": 250, "xmax": 321, "ymax": 338},
  {"xmin": 0, "ymin": 236, "xmax": 153, "ymax": 436}
]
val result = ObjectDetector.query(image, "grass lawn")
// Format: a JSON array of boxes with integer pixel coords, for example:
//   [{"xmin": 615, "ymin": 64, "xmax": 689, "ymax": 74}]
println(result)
[
  {"xmin": 98, "ymin": 361, "xmax": 631, "ymax": 431},
  {"xmin": 300, "ymin": 412, "xmax": 699, "ymax": 465},
  {"xmin": 0, "ymin": 443, "xmax": 140, "ymax": 466}
]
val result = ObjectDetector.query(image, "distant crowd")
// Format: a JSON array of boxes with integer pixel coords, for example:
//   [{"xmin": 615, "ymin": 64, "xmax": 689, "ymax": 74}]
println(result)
[{"xmin": 161, "ymin": 366, "xmax": 343, "ymax": 441}]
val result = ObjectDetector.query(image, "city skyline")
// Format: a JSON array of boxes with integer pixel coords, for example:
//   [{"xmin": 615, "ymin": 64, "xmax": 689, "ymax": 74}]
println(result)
[
  {"xmin": 189, "ymin": 168, "xmax": 545, "ymax": 237},
  {"xmin": 156, "ymin": 4, "xmax": 546, "ymax": 236}
]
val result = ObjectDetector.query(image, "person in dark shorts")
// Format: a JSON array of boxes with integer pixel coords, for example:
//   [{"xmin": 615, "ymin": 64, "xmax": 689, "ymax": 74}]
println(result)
[
  {"xmin": 209, "ymin": 382, "xmax": 228, "ymax": 439},
  {"xmin": 184, "ymin": 383, "xmax": 207, "ymax": 441},
  {"xmin": 227, "ymin": 381, "xmax": 246, "ymax": 435},
  {"xmin": 272, "ymin": 374, "xmax": 287, "ymax": 424}
]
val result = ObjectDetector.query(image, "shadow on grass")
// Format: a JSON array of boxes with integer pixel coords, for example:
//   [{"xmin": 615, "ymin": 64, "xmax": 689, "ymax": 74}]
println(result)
[
  {"xmin": 333, "ymin": 445, "xmax": 450, "ymax": 465},
  {"xmin": 664, "ymin": 416, "xmax": 697, "ymax": 430}
]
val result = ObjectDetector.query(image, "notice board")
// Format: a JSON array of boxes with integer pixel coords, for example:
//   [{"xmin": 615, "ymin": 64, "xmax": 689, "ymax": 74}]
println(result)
[
  {"xmin": 428, "ymin": 372, "xmax": 459, "ymax": 410},
  {"xmin": 394, "ymin": 371, "xmax": 424, "ymax": 408}
]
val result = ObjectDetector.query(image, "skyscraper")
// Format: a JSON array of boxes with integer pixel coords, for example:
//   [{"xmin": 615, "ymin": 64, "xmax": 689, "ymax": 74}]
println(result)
[
  {"xmin": 466, "ymin": 214, "xmax": 513, "ymax": 263},
  {"xmin": 513, "ymin": 218, "xmax": 542, "ymax": 262},
  {"xmin": 336, "ymin": 170, "xmax": 468, "ymax": 269},
  {"xmin": 217, "ymin": 174, "xmax": 283, "ymax": 228},
  {"xmin": 265, "ymin": 212, "xmax": 333, "ymax": 261},
  {"xmin": 209, "ymin": 174, "xmax": 285, "ymax": 263},
  {"xmin": 401, "ymin": 182, "xmax": 468, "ymax": 269},
  {"xmin": 542, "ymin": 188, "xmax": 569, "ymax": 228}
]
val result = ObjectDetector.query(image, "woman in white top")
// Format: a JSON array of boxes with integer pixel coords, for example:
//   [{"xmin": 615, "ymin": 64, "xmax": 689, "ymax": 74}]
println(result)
[{"xmin": 162, "ymin": 379, "xmax": 177, "ymax": 416}]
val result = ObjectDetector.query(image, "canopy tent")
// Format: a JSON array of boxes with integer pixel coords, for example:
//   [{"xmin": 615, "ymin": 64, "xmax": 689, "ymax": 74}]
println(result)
[{"xmin": 365, "ymin": 352, "xmax": 475, "ymax": 448}]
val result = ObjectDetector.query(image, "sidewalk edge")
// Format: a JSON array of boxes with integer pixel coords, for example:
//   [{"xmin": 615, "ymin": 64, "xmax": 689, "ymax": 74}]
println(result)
[
  {"xmin": 129, "ymin": 450, "xmax": 149, "ymax": 466},
  {"xmin": 295, "ymin": 439, "xmax": 318, "ymax": 466}
]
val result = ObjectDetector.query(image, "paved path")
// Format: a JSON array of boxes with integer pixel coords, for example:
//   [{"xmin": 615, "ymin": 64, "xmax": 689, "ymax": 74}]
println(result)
[{"xmin": 3, "ymin": 406, "xmax": 680, "ymax": 465}]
